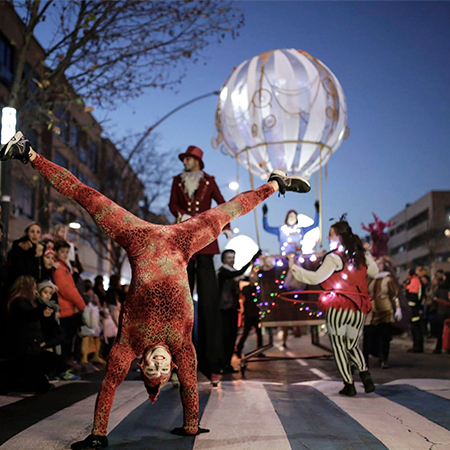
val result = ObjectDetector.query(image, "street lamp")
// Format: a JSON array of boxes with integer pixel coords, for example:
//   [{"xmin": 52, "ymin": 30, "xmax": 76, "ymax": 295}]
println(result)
[
  {"xmin": 69, "ymin": 222, "xmax": 81, "ymax": 230},
  {"xmin": 1, "ymin": 107, "xmax": 17, "ymax": 258},
  {"xmin": 228, "ymin": 181, "xmax": 239, "ymax": 191},
  {"xmin": 1, "ymin": 107, "xmax": 16, "ymax": 145}
]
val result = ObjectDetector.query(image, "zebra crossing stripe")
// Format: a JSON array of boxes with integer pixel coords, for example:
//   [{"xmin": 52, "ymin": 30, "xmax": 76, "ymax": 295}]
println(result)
[
  {"xmin": 194, "ymin": 380, "xmax": 291, "ymax": 450},
  {"xmin": 266, "ymin": 383, "xmax": 387, "ymax": 449},
  {"xmin": 307, "ymin": 380, "xmax": 450, "ymax": 450},
  {"xmin": 375, "ymin": 384, "xmax": 450, "ymax": 432},
  {"xmin": 385, "ymin": 379, "xmax": 450, "ymax": 401},
  {"xmin": 0, "ymin": 381, "xmax": 148, "ymax": 450}
]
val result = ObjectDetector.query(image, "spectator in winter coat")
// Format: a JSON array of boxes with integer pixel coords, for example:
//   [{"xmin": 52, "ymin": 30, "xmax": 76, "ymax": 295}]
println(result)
[
  {"xmin": 6, "ymin": 276, "xmax": 77, "ymax": 393},
  {"xmin": 41, "ymin": 248, "xmax": 56, "ymax": 282},
  {"xmin": 431, "ymin": 270, "xmax": 450, "ymax": 354},
  {"xmin": 100, "ymin": 307, "xmax": 118, "ymax": 361},
  {"xmin": 53, "ymin": 240, "xmax": 85, "ymax": 363},
  {"xmin": 405, "ymin": 268, "xmax": 423, "ymax": 353},
  {"xmin": 218, "ymin": 249, "xmax": 261, "ymax": 373},
  {"xmin": 80, "ymin": 281, "xmax": 106, "ymax": 365},
  {"xmin": 236, "ymin": 283, "xmax": 263, "ymax": 358},
  {"xmin": 52, "ymin": 224, "xmax": 84, "ymax": 282},
  {"xmin": 7, "ymin": 222, "xmax": 44, "ymax": 284},
  {"xmin": 94, "ymin": 275, "xmax": 107, "ymax": 307},
  {"xmin": 37, "ymin": 280, "xmax": 64, "ymax": 354}
]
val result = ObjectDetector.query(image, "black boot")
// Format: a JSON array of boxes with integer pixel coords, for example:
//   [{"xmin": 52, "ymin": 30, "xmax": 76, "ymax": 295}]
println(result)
[
  {"xmin": 0, "ymin": 131, "xmax": 31, "ymax": 164},
  {"xmin": 360, "ymin": 370, "xmax": 375, "ymax": 393},
  {"xmin": 268, "ymin": 170, "xmax": 311, "ymax": 195},
  {"xmin": 339, "ymin": 382, "xmax": 357, "ymax": 397},
  {"xmin": 71, "ymin": 434, "xmax": 108, "ymax": 449}
]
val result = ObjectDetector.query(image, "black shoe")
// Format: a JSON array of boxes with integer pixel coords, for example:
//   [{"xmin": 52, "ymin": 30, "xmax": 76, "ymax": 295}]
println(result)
[
  {"xmin": 339, "ymin": 382, "xmax": 356, "ymax": 397},
  {"xmin": 71, "ymin": 434, "xmax": 108, "ymax": 449},
  {"xmin": 0, "ymin": 131, "xmax": 31, "ymax": 164},
  {"xmin": 223, "ymin": 365, "xmax": 239, "ymax": 374},
  {"xmin": 407, "ymin": 348, "xmax": 423, "ymax": 353},
  {"xmin": 380, "ymin": 361, "xmax": 389, "ymax": 369},
  {"xmin": 360, "ymin": 370, "xmax": 375, "ymax": 393},
  {"xmin": 268, "ymin": 170, "xmax": 311, "ymax": 195}
]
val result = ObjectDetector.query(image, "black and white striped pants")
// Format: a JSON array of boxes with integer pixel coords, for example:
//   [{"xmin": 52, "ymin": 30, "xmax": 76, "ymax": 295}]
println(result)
[{"xmin": 326, "ymin": 307, "xmax": 368, "ymax": 384}]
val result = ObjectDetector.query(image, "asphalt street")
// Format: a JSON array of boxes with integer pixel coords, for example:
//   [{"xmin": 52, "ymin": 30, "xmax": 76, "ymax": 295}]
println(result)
[{"xmin": 1, "ymin": 329, "xmax": 449, "ymax": 450}]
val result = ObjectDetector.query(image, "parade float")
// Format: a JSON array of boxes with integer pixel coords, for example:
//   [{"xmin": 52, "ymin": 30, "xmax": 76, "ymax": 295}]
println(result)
[{"xmin": 213, "ymin": 49, "xmax": 349, "ymax": 363}]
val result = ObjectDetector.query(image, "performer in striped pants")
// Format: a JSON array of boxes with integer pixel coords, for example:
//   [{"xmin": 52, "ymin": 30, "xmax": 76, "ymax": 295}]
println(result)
[{"xmin": 289, "ymin": 220, "xmax": 379, "ymax": 396}]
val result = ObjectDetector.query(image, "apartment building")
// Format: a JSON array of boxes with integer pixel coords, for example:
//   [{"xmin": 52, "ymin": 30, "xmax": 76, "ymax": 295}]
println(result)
[
  {"xmin": 388, "ymin": 191, "xmax": 450, "ymax": 280},
  {"xmin": 0, "ymin": 2, "xmax": 161, "ymax": 280}
]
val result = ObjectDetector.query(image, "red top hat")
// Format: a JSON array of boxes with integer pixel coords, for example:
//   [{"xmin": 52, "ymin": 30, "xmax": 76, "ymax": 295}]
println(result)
[{"xmin": 178, "ymin": 146, "xmax": 204, "ymax": 170}]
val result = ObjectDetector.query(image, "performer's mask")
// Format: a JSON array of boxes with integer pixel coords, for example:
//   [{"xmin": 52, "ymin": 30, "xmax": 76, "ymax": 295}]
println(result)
[{"xmin": 139, "ymin": 345, "xmax": 176, "ymax": 403}]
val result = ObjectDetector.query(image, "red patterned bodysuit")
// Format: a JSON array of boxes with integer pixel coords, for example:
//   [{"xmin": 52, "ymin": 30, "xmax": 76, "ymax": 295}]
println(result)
[{"xmin": 32, "ymin": 154, "xmax": 274, "ymax": 435}]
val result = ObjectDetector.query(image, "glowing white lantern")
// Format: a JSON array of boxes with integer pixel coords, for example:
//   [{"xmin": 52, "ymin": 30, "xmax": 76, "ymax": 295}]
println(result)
[
  {"xmin": 297, "ymin": 213, "xmax": 320, "ymax": 254},
  {"xmin": 1, "ymin": 107, "xmax": 17, "ymax": 145},
  {"xmin": 225, "ymin": 234, "xmax": 259, "ymax": 272},
  {"xmin": 214, "ymin": 49, "xmax": 349, "ymax": 180}
]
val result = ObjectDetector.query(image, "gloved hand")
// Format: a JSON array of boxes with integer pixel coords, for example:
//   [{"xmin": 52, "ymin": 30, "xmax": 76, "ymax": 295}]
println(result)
[
  {"xmin": 262, "ymin": 204, "xmax": 268, "ymax": 216},
  {"xmin": 251, "ymin": 249, "xmax": 262, "ymax": 262},
  {"xmin": 180, "ymin": 214, "xmax": 192, "ymax": 222},
  {"xmin": 223, "ymin": 229, "xmax": 233, "ymax": 239},
  {"xmin": 170, "ymin": 427, "xmax": 210, "ymax": 437},
  {"xmin": 394, "ymin": 307, "xmax": 403, "ymax": 322},
  {"xmin": 314, "ymin": 200, "xmax": 320, "ymax": 213}
]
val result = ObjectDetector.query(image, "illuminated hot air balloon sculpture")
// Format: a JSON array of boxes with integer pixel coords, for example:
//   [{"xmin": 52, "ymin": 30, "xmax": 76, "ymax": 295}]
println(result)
[{"xmin": 213, "ymin": 48, "xmax": 349, "ymax": 246}]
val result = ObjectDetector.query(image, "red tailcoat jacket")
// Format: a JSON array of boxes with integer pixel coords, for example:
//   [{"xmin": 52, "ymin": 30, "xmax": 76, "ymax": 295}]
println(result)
[{"xmin": 169, "ymin": 172, "xmax": 231, "ymax": 255}]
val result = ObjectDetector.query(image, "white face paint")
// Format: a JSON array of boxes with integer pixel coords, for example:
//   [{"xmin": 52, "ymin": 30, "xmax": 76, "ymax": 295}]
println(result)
[
  {"xmin": 328, "ymin": 227, "xmax": 341, "ymax": 250},
  {"xmin": 286, "ymin": 212, "xmax": 297, "ymax": 227},
  {"xmin": 143, "ymin": 346, "xmax": 172, "ymax": 379}
]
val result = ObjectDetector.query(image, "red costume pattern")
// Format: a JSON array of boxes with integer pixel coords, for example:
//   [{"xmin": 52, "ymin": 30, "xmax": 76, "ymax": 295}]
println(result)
[
  {"xmin": 31, "ymin": 154, "xmax": 274, "ymax": 436},
  {"xmin": 320, "ymin": 249, "xmax": 371, "ymax": 314}
]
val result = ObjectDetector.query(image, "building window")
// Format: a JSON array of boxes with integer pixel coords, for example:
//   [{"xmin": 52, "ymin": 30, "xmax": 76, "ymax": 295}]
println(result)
[
  {"xmin": 0, "ymin": 33, "xmax": 14, "ymax": 84},
  {"xmin": 54, "ymin": 151, "xmax": 68, "ymax": 168},
  {"xmin": 407, "ymin": 209, "xmax": 429, "ymax": 230},
  {"xmin": 54, "ymin": 106, "xmax": 70, "ymax": 143},
  {"xmin": 70, "ymin": 123, "xmax": 79, "ymax": 151},
  {"xmin": 88, "ymin": 140, "xmax": 98, "ymax": 173},
  {"xmin": 70, "ymin": 164, "xmax": 79, "ymax": 178},
  {"xmin": 12, "ymin": 179, "xmax": 34, "ymax": 219}
]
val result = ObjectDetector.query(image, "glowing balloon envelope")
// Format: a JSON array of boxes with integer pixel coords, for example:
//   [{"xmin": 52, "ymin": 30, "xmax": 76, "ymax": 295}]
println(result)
[
  {"xmin": 213, "ymin": 48, "xmax": 349, "ymax": 180},
  {"xmin": 296, "ymin": 213, "xmax": 320, "ymax": 254},
  {"xmin": 225, "ymin": 235, "xmax": 259, "ymax": 272}
]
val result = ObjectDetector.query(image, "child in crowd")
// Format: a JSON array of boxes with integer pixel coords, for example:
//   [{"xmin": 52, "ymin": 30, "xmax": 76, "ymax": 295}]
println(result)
[
  {"xmin": 80, "ymin": 282, "xmax": 106, "ymax": 365},
  {"xmin": 41, "ymin": 248, "xmax": 56, "ymax": 282},
  {"xmin": 53, "ymin": 240, "xmax": 85, "ymax": 364},
  {"xmin": 100, "ymin": 307, "xmax": 118, "ymax": 361}
]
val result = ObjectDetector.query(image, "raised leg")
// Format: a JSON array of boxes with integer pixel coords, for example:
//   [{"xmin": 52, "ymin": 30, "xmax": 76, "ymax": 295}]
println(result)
[
  {"xmin": 31, "ymin": 153, "xmax": 149, "ymax": 250},
  {"xmin": 174, "ymin": 185, "xmax": 275, "ymax": 260}
]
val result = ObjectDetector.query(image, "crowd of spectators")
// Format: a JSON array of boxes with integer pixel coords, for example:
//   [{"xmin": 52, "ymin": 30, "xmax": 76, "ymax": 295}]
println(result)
[
  {"xmin": 363, "ymin": 260, "xmax": 450, "ymax": 369},
  {"xmin": 0, "ymin": 221, "xmax": 120, "ymax": 395}
]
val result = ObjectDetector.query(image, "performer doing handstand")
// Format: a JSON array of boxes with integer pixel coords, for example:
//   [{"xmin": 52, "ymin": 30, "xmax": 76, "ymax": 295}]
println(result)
[{"xmin": 0, "ymin": 131, "xmax": 310, "ymax": 449}]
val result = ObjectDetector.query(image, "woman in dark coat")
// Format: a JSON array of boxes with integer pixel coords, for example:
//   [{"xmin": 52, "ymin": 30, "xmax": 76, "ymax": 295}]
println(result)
[
  {"xmin": 7, "ymin": 276, "xmax": 69, "ymax": 393},
  {"xmin": 7, "ymin": 222, "xmax": 44, "ymax": 284}
]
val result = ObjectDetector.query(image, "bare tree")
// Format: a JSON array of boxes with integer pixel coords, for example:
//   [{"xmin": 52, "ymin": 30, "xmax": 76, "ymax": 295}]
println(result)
[
  {"xmin": 72, "ymin": 133, "xmax": 177, "ymax": 276},
  {"xmin": 1, "ymin": 0, "xmax": 244, "ymax": 260},
  {"xmin": 7, "ymin": 0, "xmax": 244, "ymax": 114}
]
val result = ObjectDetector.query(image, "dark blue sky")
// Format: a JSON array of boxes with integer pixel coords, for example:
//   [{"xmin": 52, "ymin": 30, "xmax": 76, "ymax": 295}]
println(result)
[{"xmin": 39, "ymin": 1, "xmax": 450, "ymax": 254}]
